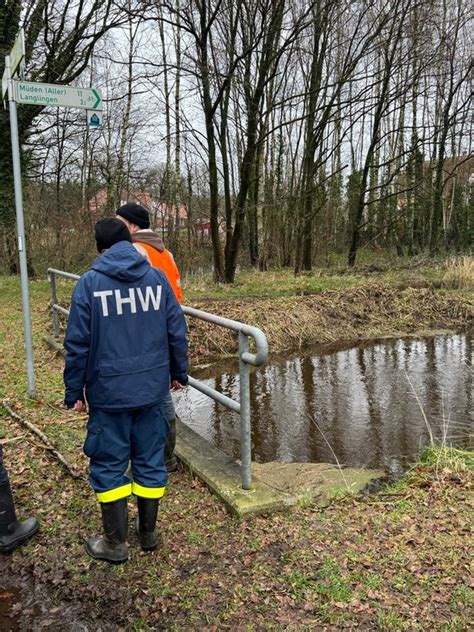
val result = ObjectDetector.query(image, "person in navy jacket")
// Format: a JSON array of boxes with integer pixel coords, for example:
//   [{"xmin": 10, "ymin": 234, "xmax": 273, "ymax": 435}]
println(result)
[{"xmin": 64, "ymin": 218, "xmax": 188, "ymax": 563}]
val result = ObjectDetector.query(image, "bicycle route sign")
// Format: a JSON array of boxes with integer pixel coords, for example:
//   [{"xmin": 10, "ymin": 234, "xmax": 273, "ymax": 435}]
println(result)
[{"xmin": 14, "ymin": 81, "xmax": 102, "ymax": 110}]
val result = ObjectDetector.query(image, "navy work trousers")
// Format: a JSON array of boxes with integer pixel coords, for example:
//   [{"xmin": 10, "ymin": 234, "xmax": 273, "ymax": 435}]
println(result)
[
  {"xmin": 161, "ymin": 391, "xmax": 175, "ymax": 422},
  {"xmin": 84, "ymin": 400, "xmax": 170, "ymax": 503}
]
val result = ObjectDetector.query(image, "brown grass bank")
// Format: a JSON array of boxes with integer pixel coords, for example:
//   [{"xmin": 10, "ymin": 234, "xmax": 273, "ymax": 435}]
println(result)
[{"xmin": 187, "ymin": 284, "xmax": 473, "ymax": 362}]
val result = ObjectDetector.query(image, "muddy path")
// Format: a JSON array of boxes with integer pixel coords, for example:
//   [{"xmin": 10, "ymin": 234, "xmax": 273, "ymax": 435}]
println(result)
[{"xmin": 0, "ymin": 567, "xmax": 108, "ymax": 631}]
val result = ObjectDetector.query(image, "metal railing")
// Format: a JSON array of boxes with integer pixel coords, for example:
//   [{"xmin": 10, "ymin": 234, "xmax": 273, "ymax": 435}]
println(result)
[{"xmin": 47, "ymin": 268, "xmax": 269, "ymax": 490}]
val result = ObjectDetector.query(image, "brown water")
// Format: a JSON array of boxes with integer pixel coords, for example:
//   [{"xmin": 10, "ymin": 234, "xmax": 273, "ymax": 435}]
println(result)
[{"xmin": 177, "ymin": 335, "xmax": 473, "ymax": 475}]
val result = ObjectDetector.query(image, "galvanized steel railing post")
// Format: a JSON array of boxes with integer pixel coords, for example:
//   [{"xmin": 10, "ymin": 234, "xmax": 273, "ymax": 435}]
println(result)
[
  {"xmin": 239, "ymin": 331, "xmax": 252, "ymax": 490},
  {"xmin": 48, "ymin": 271, "xmax": 60, "ymax": 339}
]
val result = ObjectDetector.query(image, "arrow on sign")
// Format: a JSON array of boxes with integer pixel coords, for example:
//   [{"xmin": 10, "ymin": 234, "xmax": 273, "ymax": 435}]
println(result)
[{"xmin": 92, "ymin": 88, "xmax": 101, "ymax": 110}]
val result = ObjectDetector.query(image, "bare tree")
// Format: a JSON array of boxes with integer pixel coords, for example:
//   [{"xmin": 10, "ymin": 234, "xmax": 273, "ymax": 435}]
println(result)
[{"xmin": 0, "ymin": 0, "xmax": 129, "ymax": 272}]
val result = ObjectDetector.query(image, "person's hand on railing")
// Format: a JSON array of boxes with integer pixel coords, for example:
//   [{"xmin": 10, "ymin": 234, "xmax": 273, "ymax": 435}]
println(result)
[
  {"xmin": 170, "ymin": 380, "xmax": 186, "ymax": 391},
  {"xmin": 65, "ymin": 400, "xmax": 87, "ymax": 412}
]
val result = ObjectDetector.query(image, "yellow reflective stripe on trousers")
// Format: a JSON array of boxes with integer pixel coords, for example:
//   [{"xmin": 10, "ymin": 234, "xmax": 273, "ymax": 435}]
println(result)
[
  {"xmin": 132, "ymin": 482, "xmax": 166, "ymax": 499},
  {"xmin": 96, "ymin": 483, "xmax": 132, "ymax": 503}
]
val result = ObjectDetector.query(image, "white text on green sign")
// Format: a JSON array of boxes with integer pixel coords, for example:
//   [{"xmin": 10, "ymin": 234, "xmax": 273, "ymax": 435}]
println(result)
[{"xmin": 14, "ymin": 81, "xmax": 102, "ymax": 110}]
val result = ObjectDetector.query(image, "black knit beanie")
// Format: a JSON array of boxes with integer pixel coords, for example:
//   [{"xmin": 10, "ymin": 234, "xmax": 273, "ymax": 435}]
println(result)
[
  {"xmin": 95, "ymin": 217, "xmax": 132, "ymax": 253},
  {"xmin": 116, "ymin": 202, "xmax": 150, "ymax": 229}
]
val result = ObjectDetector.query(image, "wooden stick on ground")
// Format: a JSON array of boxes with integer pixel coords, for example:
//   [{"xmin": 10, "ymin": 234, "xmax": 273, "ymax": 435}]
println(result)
[
  {"xmin": 2, "ymin": 400, "xmax": 86, "ymax": 481},
  {"xmin": 0, "ymin": 434, "xmax": 27, "ymax": 445}
]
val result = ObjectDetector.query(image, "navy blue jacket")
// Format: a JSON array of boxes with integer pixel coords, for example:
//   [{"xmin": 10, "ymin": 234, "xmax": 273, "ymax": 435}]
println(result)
[{"xmin": 64, "ymin": 241, "xmax": 188, "ymax": 410}]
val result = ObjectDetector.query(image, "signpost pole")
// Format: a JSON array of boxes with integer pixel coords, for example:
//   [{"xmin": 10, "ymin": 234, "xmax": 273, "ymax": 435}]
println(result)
[
  {"xmin": 3, "ymin": 28, "xmax": 101, "ymax": 397},
  {"xmin": 6, "ymin": 55, "xmax": 36, "ymax": 398}
]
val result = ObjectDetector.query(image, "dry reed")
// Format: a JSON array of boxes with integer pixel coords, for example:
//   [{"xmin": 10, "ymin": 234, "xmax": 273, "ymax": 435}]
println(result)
[{"xmin": 443, "ymin": 256, "xmax": 474, "ymax": 289}]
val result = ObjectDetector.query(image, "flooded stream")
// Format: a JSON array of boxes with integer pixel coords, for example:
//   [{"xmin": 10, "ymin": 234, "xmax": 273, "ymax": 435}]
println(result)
[{"xmin": 177, "ymin": 334, "xmax": 473, "ymax": 475}]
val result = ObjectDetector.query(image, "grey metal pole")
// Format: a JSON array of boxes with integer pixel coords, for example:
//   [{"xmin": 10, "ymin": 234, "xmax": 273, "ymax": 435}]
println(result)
[
  {"xmin": 6, "ymin": 57, "xmax": 36, "ymax": 398},
  {"xmin": 239, "ymin": 331, "xmax": 251, "ymax": 490},
  {"xmin": 48, "ymin": 271, "xmax": 60, "ymax": 338}
]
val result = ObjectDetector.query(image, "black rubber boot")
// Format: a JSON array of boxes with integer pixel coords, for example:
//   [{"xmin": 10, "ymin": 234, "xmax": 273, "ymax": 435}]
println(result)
[
  {"xmin": 86, "ymin": 498, "xmax": 128, "ymax": 563},
  {"xmin": 164, "ymin": 416, "xmax": 178, "ymax": 472},
  {"xmin": 136, "ymin": 498, "xmax": 159, "ymax": 551},
  {"xmin": 0, "ymin": 481, "xmax": 39, "ymax": 554}
]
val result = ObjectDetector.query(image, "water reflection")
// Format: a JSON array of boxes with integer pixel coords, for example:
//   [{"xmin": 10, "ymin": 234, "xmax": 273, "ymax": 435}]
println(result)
[{"xmin": 176, "ymin": 335, "xmax": 473, "ymax": 473}]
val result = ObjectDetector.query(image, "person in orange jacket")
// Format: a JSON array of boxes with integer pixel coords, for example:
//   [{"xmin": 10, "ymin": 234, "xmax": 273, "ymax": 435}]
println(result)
[
  {"xmin": 116, "ymin": 203, "xmax": 182, "ymax": 471},
  {"xmin": 116, "ymin": 203, "xmax": 182, "ymax": 303}
]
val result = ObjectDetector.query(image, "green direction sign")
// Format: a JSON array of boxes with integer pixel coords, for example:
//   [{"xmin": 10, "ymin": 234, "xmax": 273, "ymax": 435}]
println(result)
[
  {"xmin": 2, "ymin": 67, "xmax": 8, "ymax": 100},
  {"xmin": 10, "ymin": 30, "xmax": 25, "ymax": 77},
  {"xmin": 14, "ymin": 81, "xmax": 102, "ymax": 110}
]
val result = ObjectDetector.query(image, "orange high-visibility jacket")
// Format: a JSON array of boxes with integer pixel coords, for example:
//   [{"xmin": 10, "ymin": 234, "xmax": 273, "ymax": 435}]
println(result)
[{"xmin": 134, "ymin": 242, "xmax": 183, "ymax": 303}]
